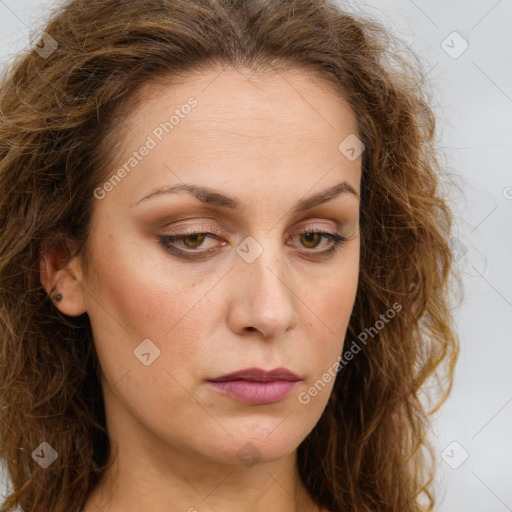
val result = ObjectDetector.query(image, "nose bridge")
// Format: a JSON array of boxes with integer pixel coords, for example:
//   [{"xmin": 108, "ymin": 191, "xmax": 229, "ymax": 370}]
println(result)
[{"xmin": 232, "ymin": 233, "xmax": 298, "ymax": 338}]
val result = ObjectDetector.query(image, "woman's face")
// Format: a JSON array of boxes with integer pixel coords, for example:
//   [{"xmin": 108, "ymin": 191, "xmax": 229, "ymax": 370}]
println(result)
[{"xmin": 78, "ymin": 66, "xmax": 361, "ymax": 466}]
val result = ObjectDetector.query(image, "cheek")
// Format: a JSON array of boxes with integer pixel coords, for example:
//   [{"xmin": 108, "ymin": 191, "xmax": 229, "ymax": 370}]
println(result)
[
  {"xmin": 85, "ymin": 225, "xmax": 196, "ymax": 333},
  {"xmin": 302, "ymin": 263, "xmax": 359, "ymax": 331},
  {"xmin": 86, "ymin": 264, "xmax": 229, "ymax": 401},
  {"xmin": 294, "ymin": 286, "xmax": 357, "ymax": 412},
  {"xmin": 300, "ymin": 264, "xmax": 359, "ymax": 369},
  {"xmin": 82, "ymin": 235, "xmax": 202, "ymax": 378}
]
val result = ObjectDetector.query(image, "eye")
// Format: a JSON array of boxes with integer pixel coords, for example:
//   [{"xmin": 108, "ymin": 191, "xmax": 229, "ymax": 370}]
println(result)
[
  {"xmin": 288, "ymin": 228, "xmax": 347, "ymax": 256},
  {"xmin": 157, "ymin": 224, "xmax": 226, "ymax": 259},
  {"xmin": 293, "ymin": 231, "xmax": 340, "ymax": 250},
  {"xmin": 173, "ymin": 232, "xmax": 209, "ymax": 249},
  {"xmin": 157, "ymin": 224, "xmax": 348, "ymax": 260}
]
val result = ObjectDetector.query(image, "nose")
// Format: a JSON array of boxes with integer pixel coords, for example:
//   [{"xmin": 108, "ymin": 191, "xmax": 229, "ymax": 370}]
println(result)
[{"xmin": 226, "ymin": 238, "xmax": 299, "ymax": 340}]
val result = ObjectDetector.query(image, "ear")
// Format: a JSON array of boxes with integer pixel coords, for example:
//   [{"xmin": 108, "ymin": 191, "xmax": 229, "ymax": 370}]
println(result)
[{"xmin": 39, "ymin": 237, "xmax": 87, "ymax": 317}]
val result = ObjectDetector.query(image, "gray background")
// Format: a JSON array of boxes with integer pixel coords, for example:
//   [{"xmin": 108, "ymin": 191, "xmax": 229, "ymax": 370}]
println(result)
[{"xmin": 0, "ymin": 0, "xmax": 511, "ymax": 510}]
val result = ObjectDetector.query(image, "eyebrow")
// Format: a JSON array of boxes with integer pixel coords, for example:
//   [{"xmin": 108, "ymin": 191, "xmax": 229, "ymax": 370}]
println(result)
[{"xmin": 135, "ymin": 180, "xmax": 359, "ymax": 211}]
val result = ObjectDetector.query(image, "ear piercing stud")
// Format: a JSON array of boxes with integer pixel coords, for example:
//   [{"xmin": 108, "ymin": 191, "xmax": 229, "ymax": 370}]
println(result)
[{"xmin": 50, "ymin": 289, "xmax": 62, "ymax": 302}]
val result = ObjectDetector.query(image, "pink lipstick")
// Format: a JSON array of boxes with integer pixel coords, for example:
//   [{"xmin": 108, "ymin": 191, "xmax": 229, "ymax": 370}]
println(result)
[{"xmin": 207, "ymin": 367, "xmax": 301, "ymax": 405}]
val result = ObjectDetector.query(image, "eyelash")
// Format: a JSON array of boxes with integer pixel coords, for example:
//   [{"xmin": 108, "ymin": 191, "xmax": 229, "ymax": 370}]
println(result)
[{"xmin": 157, "ymin": 225, "xmax": 347, "ymax": 260}]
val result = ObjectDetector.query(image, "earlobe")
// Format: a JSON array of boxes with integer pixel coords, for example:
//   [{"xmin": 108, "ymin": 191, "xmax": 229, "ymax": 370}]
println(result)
[{"xmin": 39, "ymin": 238, "xmax": 87, "ymax": 317}]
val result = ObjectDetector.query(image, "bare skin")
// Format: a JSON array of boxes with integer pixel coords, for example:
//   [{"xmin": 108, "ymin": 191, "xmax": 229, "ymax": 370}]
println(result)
[{"xmin": 40, "ymin": 64, "xmax": 361, "ymax": 512}]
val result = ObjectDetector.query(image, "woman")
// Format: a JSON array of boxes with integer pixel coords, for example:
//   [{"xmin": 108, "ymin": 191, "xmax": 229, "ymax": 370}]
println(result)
[{"xmin": 0, "ymin": 0, "xmax": 461, "ymax": 511}]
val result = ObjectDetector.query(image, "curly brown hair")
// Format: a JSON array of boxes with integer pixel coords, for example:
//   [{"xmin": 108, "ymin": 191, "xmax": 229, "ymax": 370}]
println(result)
[{"xmin": 0, "ymin": 0, "xmax": 461, "ymax": 511}]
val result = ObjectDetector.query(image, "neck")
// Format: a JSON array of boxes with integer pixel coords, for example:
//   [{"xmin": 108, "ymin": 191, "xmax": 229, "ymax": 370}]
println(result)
[{"xmin": 83, "ymin": 439, "xmax": 319, "ymax": 512}]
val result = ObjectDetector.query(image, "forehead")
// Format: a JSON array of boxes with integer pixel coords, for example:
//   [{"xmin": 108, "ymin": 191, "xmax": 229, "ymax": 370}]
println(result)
[
  {"xmin": 120, "ymin": 64, "xmax": 358, "ymax": 144},
  {"xmin": 98, "ymin": 65, "xmax": 362, "ymax": 213}
]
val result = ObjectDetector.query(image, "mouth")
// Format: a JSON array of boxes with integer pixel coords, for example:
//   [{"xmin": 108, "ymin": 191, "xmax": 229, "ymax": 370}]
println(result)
[{"xmin": 206, "ymin": 367, "xmax": 301, "ymax": 405}]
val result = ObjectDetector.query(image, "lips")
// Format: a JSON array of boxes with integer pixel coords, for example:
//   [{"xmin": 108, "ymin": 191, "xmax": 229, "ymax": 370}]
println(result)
[
  {"xmin": 206, "ymin": 367, "xmax": 301, "ymax": 405},
  {"xmin": 208, "ymin": 367, "xmax": 301, "ymax": 383}
]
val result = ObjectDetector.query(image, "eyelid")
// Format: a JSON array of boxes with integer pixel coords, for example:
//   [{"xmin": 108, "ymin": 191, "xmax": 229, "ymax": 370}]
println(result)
[
  {"xmin": 293, "ymin": 221, "xmax": 340, "ymax": 233},
  {"xmin": 162, "ymin": 221, "xmax": 342, "ymax": 240},
  {"xmin": 161, "ymin": 222, "xmax": 225, "ymax": 236}
]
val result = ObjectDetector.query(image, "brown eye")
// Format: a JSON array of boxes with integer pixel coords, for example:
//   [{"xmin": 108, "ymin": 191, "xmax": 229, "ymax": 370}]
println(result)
[
  {"xmin": 288, "ymin": 229, "xmax": 348, "ymax": 258},
  {"xmin": 158, "ymin": 227, "xmax": 347, "ymax": 261},
  {"xmin": 157, "ymin": 229, "xmax": 226, "ymax": 259},
  {"xmin": 300, "ymin": 232, "xmax": 322, "ymax": 249},
  {"xmin": 181, "ymin": 233, "xmax": 206, "ymax": 249}
]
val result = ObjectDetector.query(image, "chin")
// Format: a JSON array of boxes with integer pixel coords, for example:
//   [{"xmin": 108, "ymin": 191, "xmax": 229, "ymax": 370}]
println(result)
[{"xmin": 195, "ymin": 421, "xmax": 310, "ymax": 467}]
